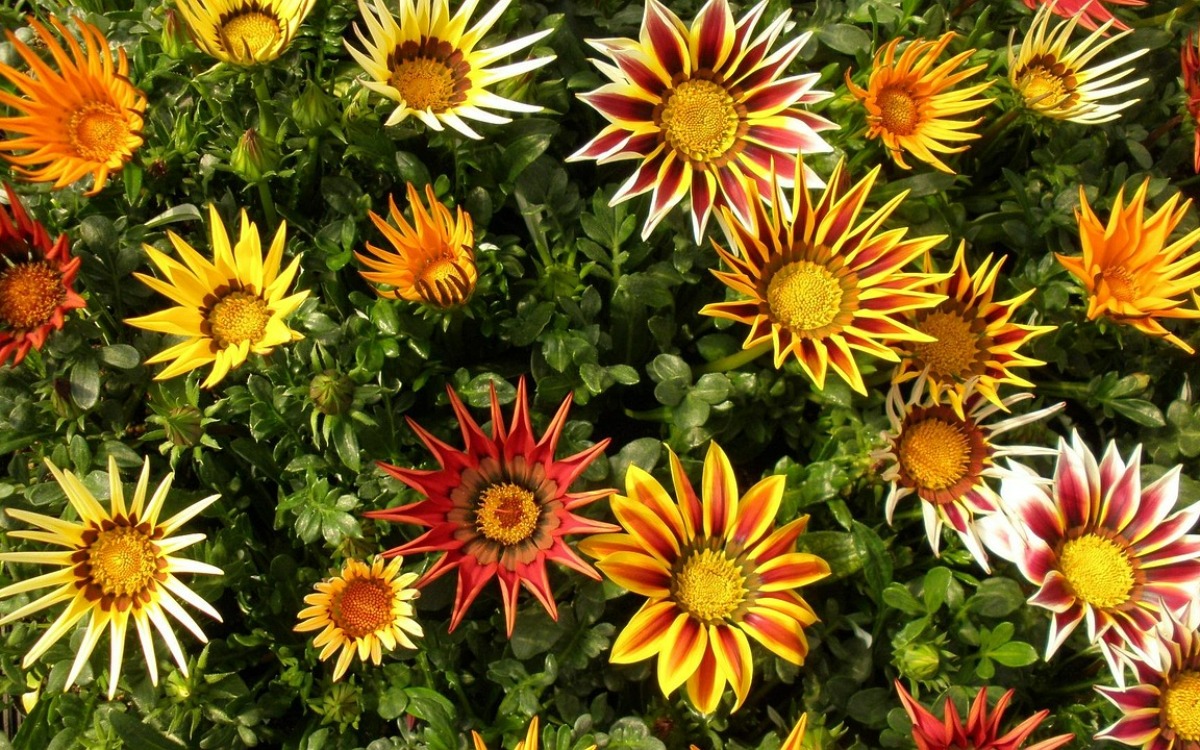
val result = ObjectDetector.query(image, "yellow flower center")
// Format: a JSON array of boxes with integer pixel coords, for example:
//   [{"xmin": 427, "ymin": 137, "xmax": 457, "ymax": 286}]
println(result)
[
  {"xmin": 659, "ymin": 79, "xmax": 740, "ymax": 163},
  {"xmin": 390, "ymin": 57, "xmax": 458, "ymax": 112},
  {"xmin": 0, "ymin": 261, "xmax": 65, "ymax": 330},
  {"xmin": 877, "ymin": 86, "xmax": 919, "ymax": 135},
  {"xmin": 1015, "ymin": 57, "xmax": 1077, "ymax": 111},
  {"xmin": 475, "ymin": 482, "xmax": 540, "ymax": 546},
  {"xmin": 87, "ymin": 525, "xmax": 160, "ymax": 598},
  {"xmin": 898, "ymin": 417, "xmax": 972, "ymax": 491},
  {"xmin": 767, "ymin": 260, "xmax": 844, "ymax": 334},
  {"xmin": 417, "ymin": 257, "xmax": 472, "ymax": 308},
  {"xmin": 672, "ymin": 548, "xmax": 747, "ymax": 624},
  {"xmin": 334, "ymin": 578, "xmax": 394, "ymax": 639},
  {"xmin": 1101, "ymin": 265, "xmax": 1139, "ymax": 303},
  {"xmin": 1163, "ymin": 670, "xmax": 1200, "ymax": 741},
  {"xmin": 912, "ymin": 310, "xmax": 980, "ymax": 380},
  {"xmin": 68, "ymin": 103, "xmax": 130, "ymax": 163},
  {"xmin": 219, "ymin": 11, "xmax": 282, "ymax": 61},
  {"xmin": 1058, "ymin": 533, "xmax": 1135, "ymax": 609},
  {"xmin": 207, "ymin": 291, "xmax": 270, "ymax": 348}
]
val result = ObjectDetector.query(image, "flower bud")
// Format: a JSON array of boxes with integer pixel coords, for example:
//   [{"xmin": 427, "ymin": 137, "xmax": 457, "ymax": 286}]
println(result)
[
  {"xmin": 292, "ymin": 81, "xmax": 337, "ymax": 135},
  {"xmin": 230, "ymin": 128, "xmax": 279, "ymax": 183},
  {"xmin": 309, "ymin": 370, "xmax": 354, "ymax": 416}
]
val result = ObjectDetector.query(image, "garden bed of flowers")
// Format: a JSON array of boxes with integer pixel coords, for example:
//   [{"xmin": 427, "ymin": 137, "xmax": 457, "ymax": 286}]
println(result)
[{"xmin": 0, "ymin": 0, "xmax": 1199, "ymax": 747}]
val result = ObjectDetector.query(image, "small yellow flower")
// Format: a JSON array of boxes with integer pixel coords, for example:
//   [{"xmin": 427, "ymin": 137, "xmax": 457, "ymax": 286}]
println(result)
[{"xmin": 174, "ymin": 0, "xmax": 316, "ymax": 66}]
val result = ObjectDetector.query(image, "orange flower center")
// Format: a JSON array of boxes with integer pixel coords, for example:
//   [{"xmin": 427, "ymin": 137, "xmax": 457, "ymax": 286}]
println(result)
[
  {"xmin": 767, "ymin": 260, "xmax": 844, "ymax": 334},
  {"xmin": 0, "ymin": 260, "xmax": 65, "ymax": 330},
  {"xmin": 85, "ymin": 525, "xmax": 161, "ymax": 599},
  {"xmin": 417, "ymin": 256, "xmax": 473, "ymax": 308},
  {"xmin": 877, "ymin": 86, "xmax": 919, "ymax": 135},
  {"xmin": 1163, "ymin": 670, "xmax": 1200, "ymax": 741},
  {"xmin": 1015, "ymin": 56, "xmax": 1077, "ymax": 111},
  {"xmin": 333, "ymin": 578, "xmax": 395, "ymax": 638},
  {"xmin": 671, "ymin": 548, "xmax": 747, "ymax": 624},
  {"xmin": 1058, "ymin": 533, "xmax": 1135, "ymax": 609},
  {"xmin": 69, "ymin": 103, "xmax": 131, "ymax": 163},
  {"xmin": 898, "ymin": 417, "xmax": 972, "ymax": 492},
  {"xmin": 391, "ymin": 57, "xmax": 458, "ymax": 112},
  {"xmin": 207, "ymin": 291, "xmax": 270, "ymax": 348},
  {"xmin": 475, "ymin": 482, "xmax": 539, "ymax": 546},
  {"xmin": 219, "ymin": 10, "xmax": 282, "ymax": 62},
  {"xmin": 660, "ymin": 79, "xmax": 739, "ymax": 163},
  {"xmin": 1100, "ymin": 265, "xmax": 1139, "ymax": 303},
  {"xmin": 912, "ymin": 310, "xmax": 980, "ymax": 380}
]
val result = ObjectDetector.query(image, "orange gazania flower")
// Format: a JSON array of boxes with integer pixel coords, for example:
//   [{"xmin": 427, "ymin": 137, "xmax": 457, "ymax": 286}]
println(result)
[
  {"xmin": 1184, "ymin": 29, "xmax": 1200, "ymax": 173},
  {"xmin": 699, "ymin": 158, "xmax": 948, "ymax": 395},
  {"xmin": 897, "ymin": 681, "xmax": 1074, "ymax": 750},
  {"xmin": 578, "ymin": 441, "xmax": 830, "ymax": 715},
  {"xmin": 366, "ymin": 378, "xmax": 618, "ymax": 637},
  {"xmin": 0, "ymin": 16, "xmax": 146, "ymax": 195},
  {"xmin": 0, "ymin": 185, "xmax": 85, "ymax": 366},
  {"xmin": 356, "ymin": 183, "xmax": 477, "ymax": 309},
  {"xmin": 1056, "ymin": 179, "xmax": 1200, "ymax": 353},
  {"xmin": 1021, "ymin": 0, "xmax": 1146, "ymax": 34},
  {"xmin": 845, "ymin": 33, "xmax": 993, "ymax": 174},
  {"xmin": 567, "ymin": 0, "xmax": 835, "ymax": 241}
]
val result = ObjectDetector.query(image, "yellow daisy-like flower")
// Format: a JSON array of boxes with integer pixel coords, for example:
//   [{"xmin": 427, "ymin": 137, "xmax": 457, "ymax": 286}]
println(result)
[
  {"xmin": 356, "ymin": 182, "xmax": 477, "ymax": 309},
  {"xmin": 471, "ymin": 717, "xmax": 562, "ymax": 750},
  {"xmin": 174, "ymin": 0, "xmax": 316, "ymax": 66},
  {"xmin": 346, "ymin": 0, "xmax": 555, "ymax": 139},
  {"xmin": 0, "ymin": 457, "xmax": 222, "ymax": 700},
  {"xmin": 845, "ymin": 33, "xmax": 993, "ymax": 174},
  {"xmin": 0, "ymin": 16, "xmax": 146, "ymax": 195},
  {"xmin": 294, "ymin": 557, "xmax": 422, "ymax": 682},
  {"xmin": 699, "ymin": 158, "xmax": 948, "ymax": 395},
  {"xmin": 894, "ymin": 243, "xmax": 1055, "ymax": 416},
  {"xmin": 1008, "ymin": 3, "xmax": 1147, "ymax": 124},
  {"xmin": 1056, "ymin": 179, "xmax": 1200, "ymax": 353},
  {"xmin": 126, "ymin": 205, "xmax": 310, "ymax": 388}
]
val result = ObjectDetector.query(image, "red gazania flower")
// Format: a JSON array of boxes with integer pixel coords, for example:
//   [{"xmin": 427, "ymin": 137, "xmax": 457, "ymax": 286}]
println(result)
[
  {"xmin": 897, "ymin": 681, "xmax": 1074, "ymax": 750},
  {"xmin": 366, "ymin": 379, "xmax": 618, "ymax": 636},
  {"xmin": 1021, "ymin": 0, "xmax": 1146, "ymax": 34},
  {"xmin": 1183, "ymin": 29, "xmax": 1200, "ymax": 173},
  {"xmin": 0, "ymin": 185, "xmax": 85, "ymax": 365}
]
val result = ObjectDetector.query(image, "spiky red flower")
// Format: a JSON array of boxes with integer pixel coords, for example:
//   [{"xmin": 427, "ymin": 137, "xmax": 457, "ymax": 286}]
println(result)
[
  {"xmin": 897, "ymin": 681, "xmax": 1074, "ymax": 750},
  {"xmin": 1183, "ymin": 29, "xmax": 1200, "ymax": 173},
  {"xmin": 1021, "ymin": 0, "xmax": 1145, "ymax": 34}
]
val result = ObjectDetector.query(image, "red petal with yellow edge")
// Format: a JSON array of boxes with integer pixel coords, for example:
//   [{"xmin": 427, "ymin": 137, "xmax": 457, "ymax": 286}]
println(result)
[
  {"xmin": 684, "ymin": 645, "xmax": 724, "ymax": 715},
  {"xmin": 730, "ymin": 475, "xmax": 785, "ymax": 549},
  {"xmin": 611, "ymin": 599, "xmax": 679, "ymax": 663},
  {"xmin": 626, "ymin": 465, "xmax": 689, "ymax": 543},
  {"xmin": 656, "ymin": 613, "xmax": 708, "ymax": 696},
  {"xmin": 749, "ymin": 515, "xmax": 810, "ymax": 561},
  {"xmin": 577, "ymin": 532, "xmax": 645, "ymax": 559},
  {"xmin": 709, "ymin": 624, "xmax": 753, "ymax": 710},
  {"xmin": 757, "ymin": 553, "xmax": 831, "ymax": 591},
  {"xmin": 668, "ymin": 449, "xmax": 704, "ymax": 538},
  {"xmin": 595, "ymin": 551, "xmax": 672, "ymax": 597},
  {"xmin": 740, "ymin": 606, "xmax": 810, "ymax": 664},
  {"xmin": 700, "ymin": 442, "xmax": 738, "ymax": 540}
]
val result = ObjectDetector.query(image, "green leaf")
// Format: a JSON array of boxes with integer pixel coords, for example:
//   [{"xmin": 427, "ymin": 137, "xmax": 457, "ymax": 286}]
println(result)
[
  {"xmin": 818, "ymin": 24, "xmax": 871, "ymax": 55},
  {"xmin": 1107, "ymin": 398, "xmax": 1165, "ymax": 427},
  {"xmin": 988, "ymin": 641, "xmax": 1039, "ymax": 667},
  {"xmin": 611, "ymin": 438, "xmax": 662, "ymax": 486},
  {"xmin": 108, "ymin": 710, "xmax": 187, "ymax": 750},
  {"xmin": 846, "ymin": 687, "xmax": 893, "ymax": 728},
  {"xmin": 333, "ymin": 419, "xmax": 361, "ymax": 472},
  {"xmin": 967, "ymin": 578, "xmax": 1026, "ymax": 617},
  {"xmin": 882, "ymin": 583, "xmax": 925, "ymax": 615},
  {"xmin": 71, "ymin": 357, "xmax": 100, "ymax": 410},
  {"xmin": 144, "ymin": 203, "xmax": 203, "ymax": 229},
  {"xmin": 923, "ymin": 567, "xmax": 953, "ymax": 613},
  {"xmin": 99, "ymin": 345, "xmax": 141, "ymax": 369},
  {"xmin": 505, "ymin": 133, "xmax": 556, "ymax": 182}
]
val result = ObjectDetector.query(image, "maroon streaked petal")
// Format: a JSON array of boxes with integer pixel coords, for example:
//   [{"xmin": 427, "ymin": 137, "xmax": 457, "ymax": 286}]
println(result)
[
  {"xmin": 741, "ymin": 76, "xmax": 814, "ymax": 115},
  {"xmin": 744, "ymin": 121, "xmax": 811, "ymax": 151},
  {"xmin": 656, "ymin": 613, "xmax": 708, "ymax": 695},
  {"xmin": 1136, "ymin": 512, "xmax": 1200, "ymax": 555},
  {"xmin": 611, "ymin": 599, "xmax": 679, "ymax": 663},
  {"xmin": 1126, "ymin": 468, "xmax": 1187, "ymax": 542},
  {"xmin": 709, "ymin": 624, "xmax": 752, "ymax": 709},
  {"xmin": 596, "ymin": 551, "xmax": 672, "ymax": 596},
  {"xmin": 689, "ymin": 170, "xmax": 716, "ymax": 242},
  {"xmin": 612, "ymin": 489, "xmax": 682, "ymax": 562},
  {"xmin": 1096, "ymin": 684, "xmax": 1161, "ymax": 712},
  {"xmin": 1045, "ymin": 606, "xmax": 1085, "ymax": 658},
  {"xmin": 756, "ymin": 553, "xmax": 829, "ymax": 591},
  {"xmin": 1095, "ymin": 709, "xmax": 1164, "ymax": 745},
  {"xmin": 716, "ymin": 165, "xmax": 754, "ymax": 227},
  {"xmin": 581, "ymin": 91, "xmax": 658, "ymax": 124},
  {"xmin": 1098, "ymin": 454, "xmax": 1142, "ymax": 533},
  {"xmin": 612, "ymin": 49, "xmax": 670, "ymax": 95},
  {"xmin": 690, "ymin": 0, "xmax": 734, "ymax": 71},
  {"xmin": 641, "ymin": 0, "xmax": 690, "ymax": 78},
  {"xmin": 572, "ymin": 126, "xmax": 635, "ymax": 162},
  {"xmin": 700, "ymin": 441, "xmax": 738, "ymax": 540},
  {"xmin": 684, "ymin": 643, "xmax": 724, "ymax": 715},
  {"xmin": 612, "ymin": 149, "xmax": 668, "ymax": 202},
  {"xmin": 730, "ymin": 475, "xmax": 783, "ymax": 549},
  {"xmin": 645, "ymin": 153, "xmax": 691, "ymax": 237},
  {"xmin": 1029, "ymin": 570, "xmax": 1077, "ymax": 613}
]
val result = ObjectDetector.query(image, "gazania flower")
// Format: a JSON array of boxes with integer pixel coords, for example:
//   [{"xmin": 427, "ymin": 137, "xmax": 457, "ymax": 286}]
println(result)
[
  {"xmin": 699, "ymin": 158, "xmax": 948, "ymax": 395},
  {"xmin": 1185, "ymin": 30, "xmax": 1200, "ymax": 173},
  {"xmin": 1007, "ymin": 3, "xmax": 1147, "ymax": 124},
  {"xmin": 979, "ymin": 433, "xmax": 1200, "ymax": 673},
  {"xmin": 0, "ymin": 457, "xmax": 222, "ymax": 699},
  {"xmin": 567, "ymin": 0, "xmax": 836, "ymax": 241},
  {"xmin": 295, "ymin": 557, "xmax": 423, "ymax": 681},
  {"xmin": 347, "ymin": 0, "xmax": 554, "ymax": 139},
  {"xmin": 875, "ymin": 376, "xmax": 1063, "ymax": 571},
  {"xmin": 356, "ymin": 182, "xmax": 477, "ymax": 309},
  {"xmin": 578, "ymin": 441, "xmax": 830, "ymax": 715},
  {"xmin": 1021, "ymin": 0, "xmax": 1145, "ymax": 34},
  {"xmin": 174, "ymin": 0, "xmax": 316, "ymax": 66},
  {"xmin": 125, "ymin": 204, "xmax": 310, "ymax": 388},
  {"xmin": 1097, "ymin": 605, "xmax": 1200, "ymax": 748},
  {"xmin": 0, "ymin": 16, "xmax": 146, "ymax": 195},
  {"xmin": 845, "ymin": 33, "xmax": 993, "ymax": 174},
  {"xmin": 0, "ymin": 185, "xmax": 85, "ymax": 366},
  {"xmin": 366, "ymin": 378, "xmax": 618, "ymax": 636},
  {"xmin": 472, "ymin": 717, "xmax": 545, "ymax": 750},
  {"xmin": 1056, "ymin": 179, "xmax": 1200, "ymax": 353},
  {"xmin": 894, "ymin": 243, "xmax": 1055, "ymax": 416},
  {"xmin": 896, "ymin": 681, "xmax": 1074, "ymax": 750}
]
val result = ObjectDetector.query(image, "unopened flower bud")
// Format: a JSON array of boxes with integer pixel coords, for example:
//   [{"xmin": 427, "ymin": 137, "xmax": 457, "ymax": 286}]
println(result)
[
  {"xmin": 160, "ymin": 9, "xmax": 190, "ymax": 59},
  {"xmin": 897, "ymin": 642, "xmax": 942, "ymax": 681},
  {"xmin": 292, "ymin": 81, "xmax": 337, "ymax": 134},
  {"xmin": 230, "ymin": 128, "xmax": 278, "ymax": 183},
  {"xmin": 309, "ymin": 370, "xmax": 354, "ymax": 416}
]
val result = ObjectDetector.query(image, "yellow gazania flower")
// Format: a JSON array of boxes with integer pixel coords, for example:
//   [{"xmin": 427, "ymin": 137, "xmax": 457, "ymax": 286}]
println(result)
[
  {"xmin": 1008, "ymin": 3, "xmax": 1147, "ymax": 124},
  {"xmin": 0, "ymin": 457, "xmax": 222, "ymax": 700},
  {"xmin": 125, "ymin": 205, "xmax": 310, "ymax": 388},
  {"xmin": 294, "ymin": 557, "xmax": 422, "ymax": 681},
  {"xmin": 700, "ymin": 158, "xmax": 948, "ymax": 395},
  {"xmin": 0, "ymin": 16, "xmax": 146, "ymax": 195},
  {"xmin": 471, "ymin": 717, "xmax": 568, "ymax": 750},
  {"xmin": 894, "ymin": 243, "xmax": 1055, "ymax": 416},
  {"xmin": 578, "ymin": 441, "xmax": 830, "ymax": 715},
  {"xmin": 845, "ymin": 33, "xmax": 993, "ymax": 174},
  {"xmin": 356, "ymin": 182, "xmax": 477, "ymax": 308},
  {"xmin": 174, "ymin": 0, "xmax": 316, "ymax": 65},
  {"xmin": 1056, "ymin": 179, "xmax": 1200, "ymax": 353},
  {"xmin": 346, "ymin": 0, "xmax": 555, "ymax": 139}
]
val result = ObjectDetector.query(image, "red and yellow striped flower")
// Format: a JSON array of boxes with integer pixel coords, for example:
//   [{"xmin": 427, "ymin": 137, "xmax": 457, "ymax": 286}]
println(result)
[
  {"xmin": 1021, "ymin": 0, "xmax": 1145, "ymax": 34},
  {"xmin": 897, "ymin": 681, "xmax": 1074, "ymax": 750},
  {"xmin": 578, "ymin": 441, "xmax": 829, "ymax": 715}
]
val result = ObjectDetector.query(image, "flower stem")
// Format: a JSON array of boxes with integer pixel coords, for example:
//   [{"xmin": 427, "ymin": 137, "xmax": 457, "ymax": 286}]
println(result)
[
  {"xmin": 696, "ymin": 341, "xmax": 772, "ymax": 374},
  {"xmin": 258, "ymin": 180, "xmax": 277, "ymax": 227}
]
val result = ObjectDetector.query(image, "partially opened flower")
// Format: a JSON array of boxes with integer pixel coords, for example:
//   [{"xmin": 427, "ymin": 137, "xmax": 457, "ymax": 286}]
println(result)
[
  {"xmin": 1008, "ymin": 3, "xmax": 1147, "ymax": 124},
  {"xmin": 1056, "ymin": 179, "xmax": 1200, "ymax": 353},
  {"xmin": 0, "ymin": 457, "xmax": 222, "ymax": 699},
  {"xmin": 295, "ymin": 557, "xmax": 422, "ymax": 681},
  {"xmin": 1182, "ymin": 30, "xmax": 1200, "ymax": 174},
  {"xmin": 0, "ymin": 185, "xmax": 85, "ymax": 366},
  {"xmin": 979, "ymin": 433, "xmax": 1200, "ymax": 673},
  {"xmin": 845, "ymin": 33, "xmax": 993, "ymax": 174},
  {"xmin": 472, "ymin": 717, "xmax": 547, "ymax": 750},
  {"xmin": 0, "ymin": 16, "xmax": 146, "ymax": 195},
  {"xmin": 875, "ymin": 376, "xmax": 1063, "ymax": 571},
  {"xmin": 894, "ymin": 243, "xmax": 1055, "ymax": 416},
  {"xmin": 356, "ymin": 183, "xmax": 477, "ymax": 308},
  {"xmin": 125, "ymin": 205, "xmax": 310, "ymax": 388},
  {"xmin": 366, "ymin": 378, "xmax": 618, "ymax": 637},
  {"xmin": 896, "ymin": 681, "xmax": 1074, "ymax": 750},
  {"xmin": 347, "ymin": 0, "xmax": 555, "ymax": 139},
  {"xmin": 699, "ymin": 158, "xmax": 948, "ymax": 395},
  {"xmin": 1021, "ymin": 0, "xmax": 1146, "ymax": 34},
  {"xmin": 578, "ymin": 441, "xmax": 830, "ymax": 715},
  {"xmin": 567, "ymin": 0, "xmax": 835, "ymax": 241},
  {"xmin": 174, "ymin": 0, "xmax": 316, "ymax": 65}
]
